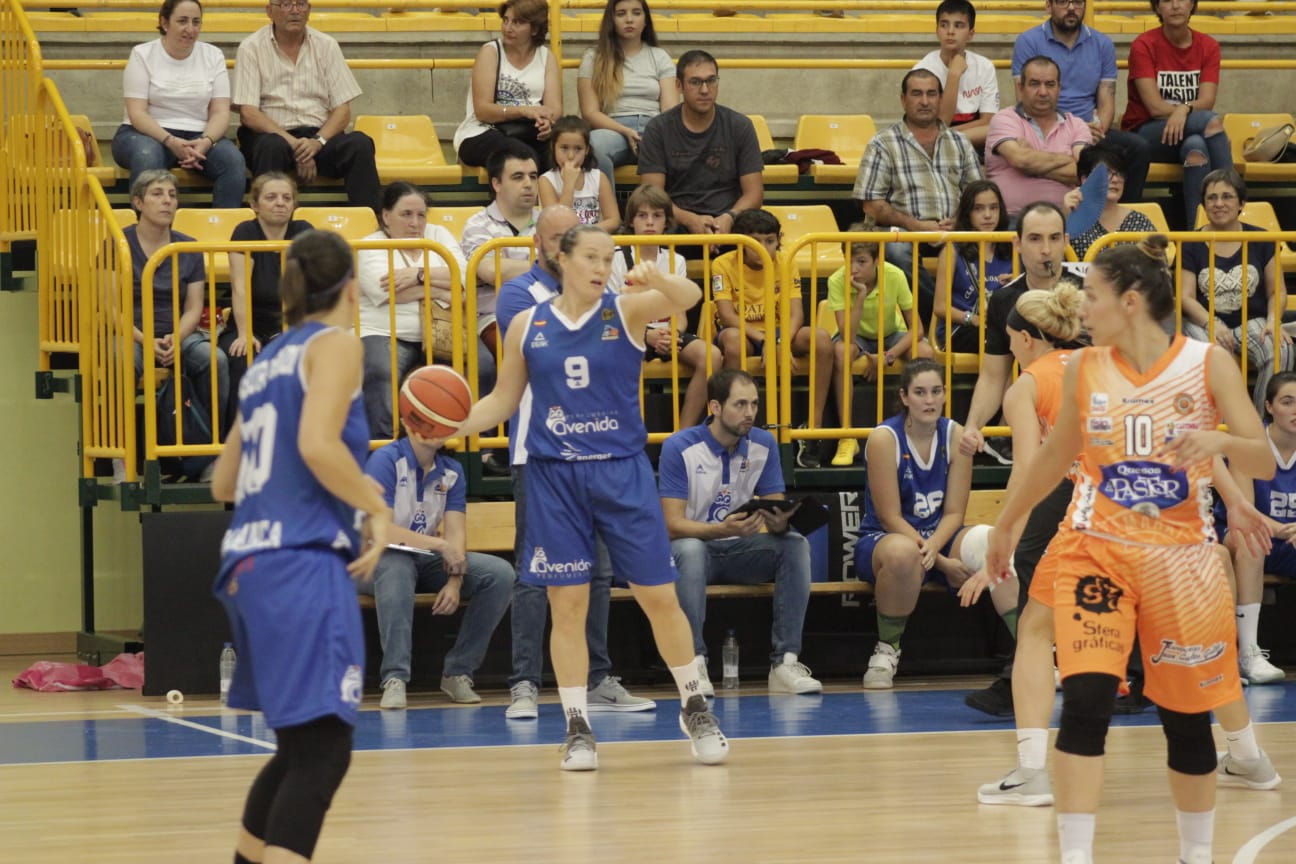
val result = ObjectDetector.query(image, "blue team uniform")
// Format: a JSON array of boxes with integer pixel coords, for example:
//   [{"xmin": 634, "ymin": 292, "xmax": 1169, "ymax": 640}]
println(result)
[
  {"xmin": 854, "ymin": 414, "xmax": 958, "ymax": 583},
  {"xmin": 517, "ymin": 292, "xmax": 676, "ymax": 587},
  {"xmin": 214, "ymin": 321, "xmax": 371, "ymax": 728},
  {"xmin": 1243, "ymin": 435, "xmax": 1296, "ymax": 576}
]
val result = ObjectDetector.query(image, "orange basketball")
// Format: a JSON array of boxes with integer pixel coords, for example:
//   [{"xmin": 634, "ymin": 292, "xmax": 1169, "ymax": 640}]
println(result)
[{"xmin": 398, "ymin": 366, "xmax": 472, "ymax": 439}]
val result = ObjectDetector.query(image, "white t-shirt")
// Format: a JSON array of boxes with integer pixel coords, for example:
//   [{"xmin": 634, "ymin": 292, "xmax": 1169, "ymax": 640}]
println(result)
[
  {"xmin": 914, "ymin": 49, "xmax": 1000, "ymax": 124},
  {"xmin": 608, "ymin": 246, "xmax": 689, "ymax": 329},
  {"xmin": 578, "ymin": 45, "xmax": 674, "ymax": 117},
  {"xmin": 357, "ymin": 225, "xmax": 469, "ymax": 341},
  {"xmin": 454, "ymin": 41, "xmax": 550, "ymax": 151},
  {"xmin": 121, "ymin": 39, "xmax": 229, "ymax": 131},
  {"xmin": 540, "ymin": 168, "xmax": 604, "ymax": 226}
]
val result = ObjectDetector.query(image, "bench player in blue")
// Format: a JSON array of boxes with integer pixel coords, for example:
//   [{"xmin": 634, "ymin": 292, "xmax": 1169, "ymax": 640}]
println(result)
[
  {"xmin": 210, "ymin": 230, "xmax": 392, "ymax": 864},
  {"xmin": 455, "ymin": 224, "xmax": 729, "ymax": 771}
]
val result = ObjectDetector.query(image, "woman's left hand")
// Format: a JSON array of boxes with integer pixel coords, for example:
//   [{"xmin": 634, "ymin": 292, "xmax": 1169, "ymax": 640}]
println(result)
[
  {"xmin": 624, "ymin": 260, "xmax": 661, "ymax": 292},
  {"xmin": 624, "ymin": 127, "xmax": 642, "ymax": 154}
]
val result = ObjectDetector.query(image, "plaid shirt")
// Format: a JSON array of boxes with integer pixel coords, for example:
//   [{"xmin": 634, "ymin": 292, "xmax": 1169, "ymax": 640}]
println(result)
[{"xmin": 852, "ymin": 120, "xmax": 982, "ymax": 223}]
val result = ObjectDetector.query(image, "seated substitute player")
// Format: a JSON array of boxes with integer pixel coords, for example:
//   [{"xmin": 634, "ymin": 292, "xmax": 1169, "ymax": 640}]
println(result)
[
  {"xmin": 659, "ymin": 369, "xmax": 821, "ymax": 697},
  {"xmin": 357, "ymin": 421, "xmax": 515, "ymax": 709},
  {"xmin": 856, "ymin": 358, "xmax": 1019, "ymax": 689}
]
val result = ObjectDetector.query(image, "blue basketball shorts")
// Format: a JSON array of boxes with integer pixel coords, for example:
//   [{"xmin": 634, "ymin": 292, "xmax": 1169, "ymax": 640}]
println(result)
[{"xmin": 853, "ymin": 530, "xmax": 956, "ymax": 588}]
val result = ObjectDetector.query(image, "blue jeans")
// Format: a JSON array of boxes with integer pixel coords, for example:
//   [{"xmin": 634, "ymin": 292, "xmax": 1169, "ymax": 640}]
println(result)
[
  {"xmin": 671, "ymin": 532, "xmax": 812, "ymax": 664},
  {"xmin": 508, "ymin": 463, "xmax": 614, "ymax": 688},
  {"xmin": 590, "ymin": 114, "xmax": 654, "ymax": 188},
  {"xmin": 357, "ymin": 548, "xmax": 514, "ymax": 682},
  {"xmin": 111, "ymin": 124, "xmax": 247, "ymax": 209},
  {"xmin": 133, "ymin": 330, "xmax": 229, "ymax": 421},
  {"xmin": 1134, "ymin": 110, "xmax": 1232, "ymax": 227}
]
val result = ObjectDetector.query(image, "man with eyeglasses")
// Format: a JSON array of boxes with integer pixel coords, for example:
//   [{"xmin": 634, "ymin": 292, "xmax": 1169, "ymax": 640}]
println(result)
[
  {"xmin": 1012, "ymin": 0, "xmax": 1150, "ymax": 203},
  {"xmin": 638, "ymin": 49, "xmax": 764, "ymax": 256},
  {"xmin": 232, "ymin": 0, "xmax": 381, "ymax": 212}
]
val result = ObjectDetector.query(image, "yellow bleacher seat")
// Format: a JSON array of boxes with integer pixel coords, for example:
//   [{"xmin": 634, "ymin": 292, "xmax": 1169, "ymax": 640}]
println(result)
[
  {"xmin": 383, "ymin": 11, "xmax": 487, "ymax": 32},
  {"xmin": 305, "ymin": 13, "xmax": 385, "ymax": 33},
  {"xmin": 112, "ymin": 208, "xmax": 138, "ymax": 229},
  {"xmin": 197, "ymin": 13, "xmax": 275, "ymax": 33},
  {"xmin": 1123, "ymin": 201, "xmax": 1176, "ymax": 263},
  {"xmin": 172, "ymin": 208, "xmax": 254, "ymax": 282},
  {"xmin": 429, "ymin": 206, "xmax": 482, "ymax": 243},
  {"xmin": 793, "ymin": 114, "xmax": 876, "ymax": 184},
  {"xmin": 78, "ymin": 12, "xmax": 159, "ymax": 30},
  {"xmin": 1144, "ymin": 163, "xmax": 1184, "ymax": 185},
  {"xmin": 24, "ymin": 12, "xmax": 85, "ymax": 32},
  {"xmin": 765, "ymin": 204, "xmax": 844, "ymax": 275},
  {"xmin": 295, "ymin": 207, "xmax": 379, "ymax": 241},
  {"xmin": 861, "ymin": 14, "xmax": 932, "ymax": 33},
  {"xmin": 671, "ymin": 13, "xmax": 774, "ymax": 32},
  {"xmin": 69, "ymin": 114, "xmax": 117, "ymax": 185},
  {"xmin": 353, "ymin": 115, "xmax": 464, "ymax": 186},
  {"xmin": 1223, "ymin": 113, "xmax": 1296, "ymax": 182},
  {"xmin": 747, "ymin": 114, "xmax": 798, "ymax": 186}
]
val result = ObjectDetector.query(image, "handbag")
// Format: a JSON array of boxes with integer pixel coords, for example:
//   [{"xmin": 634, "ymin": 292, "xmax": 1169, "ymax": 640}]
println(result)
[
  {"xmin": 1243, "ymin": 123, "xmax": 1295, "ymax": 162},
  {"xmin": 492, "ymin": 39, "xmax": 537, "ymax": 139}
]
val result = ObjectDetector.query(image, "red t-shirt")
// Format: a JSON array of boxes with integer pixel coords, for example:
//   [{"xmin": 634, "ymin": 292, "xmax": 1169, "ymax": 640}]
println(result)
[{"xmin": 1120, "ymin": 28, "xmax": 1221, "ymax": 131}]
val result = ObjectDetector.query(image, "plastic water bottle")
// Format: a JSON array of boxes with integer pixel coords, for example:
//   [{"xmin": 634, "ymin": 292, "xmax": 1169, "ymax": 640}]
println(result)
[
  {"xmin": 722, "ymin": 630, "xmax": 740, "ymax": 690},
  {"xmin": 219, "ymin": 643, "xmax": 237, "ymax": 705}
]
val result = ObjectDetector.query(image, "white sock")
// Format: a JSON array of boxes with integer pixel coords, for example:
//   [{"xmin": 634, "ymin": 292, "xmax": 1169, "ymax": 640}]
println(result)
[
  {"xmin": 1176, "ymin": 808, "xmax": 1214, "ymax": 863},
  {"xmin": 1057, "ymin": 813, "xmax": 1095, "ymax": 864},
  {"xmin": 669, "ymin": 661, "xmax": 704, "ymax": 705},
  {"xmin": 1223, "ymin": 721, "xmax": 1261, "ymax": 761},
  {"xmin": 558, "ymin": 686, "xmax": 588, "ymax": 728},
  {"xmin": 1236, "ymin": 603, "xmax": 1261, "ymax": 651},
  {"xmin": 779, "ymin": 652, "xmax": 797, "ymax": 668},
  {"xmin": 1017, "ymin": 727, "xmax": 1049, "ymax": 771}
]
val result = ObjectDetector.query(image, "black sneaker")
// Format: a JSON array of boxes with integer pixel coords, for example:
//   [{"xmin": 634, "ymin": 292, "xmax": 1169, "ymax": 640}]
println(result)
[
  {"xmin": 964, "ymin": 677, "xmax": 1014, "ymax": 718},
  {"xmin": 1112, "ymin": 677, "xmax": 1150, "ymax": 715},
  {"xmin": 481, "ymin": 451, "xmax": 512, "ymax": 477},
  {"xmin": 795, "ymin": 425, "xmax": 820, "ymax": 468}
]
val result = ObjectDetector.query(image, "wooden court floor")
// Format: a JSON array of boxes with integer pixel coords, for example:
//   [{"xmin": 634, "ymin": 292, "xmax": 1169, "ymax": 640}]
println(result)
[{"xmin": 1, "ymin": 656, "xmax": 1293, "ymax": 863}]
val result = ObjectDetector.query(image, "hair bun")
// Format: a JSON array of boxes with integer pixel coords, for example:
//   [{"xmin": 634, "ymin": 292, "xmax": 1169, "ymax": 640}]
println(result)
[{"xmin": 1136, "ymin": 233, "xmax": 1170, "ymax": 265}]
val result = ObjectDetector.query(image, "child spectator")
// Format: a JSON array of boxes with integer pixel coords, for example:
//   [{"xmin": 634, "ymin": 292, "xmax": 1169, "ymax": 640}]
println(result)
[
  {"xmin": 539, "ymin": 116, "xmax": 620, "ymax": 232},
  {"xmin": 913, "ymin": 0, "xmax": 1000, "ymax": 151},
  {"xmin": 933, "ymin": 180, "xmax": 1015, "ymax": 353}
]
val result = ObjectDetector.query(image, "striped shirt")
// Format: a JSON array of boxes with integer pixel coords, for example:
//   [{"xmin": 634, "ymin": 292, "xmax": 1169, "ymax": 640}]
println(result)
[
  {"xmin": 232, "ymin": 25, "xmax": 361, "ymax": 130},
  {"xmin": 852, "ymin": 120, "xmax": 982, "ymax": 223}
]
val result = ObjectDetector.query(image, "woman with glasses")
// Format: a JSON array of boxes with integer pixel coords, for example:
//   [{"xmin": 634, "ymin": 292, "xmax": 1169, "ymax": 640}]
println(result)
[
  {"xmin": 112, "ymin": 0, "xmax": 246, "ymax": 207},
  {"xmin": 1063, "ymin": 145, "xmax": 1156, "ymax": 260}
]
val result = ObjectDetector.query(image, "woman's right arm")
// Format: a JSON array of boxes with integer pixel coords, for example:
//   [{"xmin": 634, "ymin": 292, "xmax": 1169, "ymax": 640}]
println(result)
[
  {"xmin": 469, "ymin": 42, "xmax": 514, "ymax": 124},
  {"xmin": 355, "ymin": 242, "xmax": 393, "ymax": 307},
  {"xmin": 455, "ymin": 314, "xmax": 531, "ymax": 437},
  {"xmin": 122, "ymin": 49, "xmax": 187, "ymax": 157},
  {"xmin": 227, "ymin": 251, "xmax": 253, "ymax": 353},
  {"xmin": 933, "ymin": 246, "xmax": 956, "ymax": 327},
  {"xmin": 577, "ymin": 55, "xmax": 626, "ymax": 134},
  {"xmin": 1001, "ymin": 375, "xmax": 1041, "ymax": 499}
]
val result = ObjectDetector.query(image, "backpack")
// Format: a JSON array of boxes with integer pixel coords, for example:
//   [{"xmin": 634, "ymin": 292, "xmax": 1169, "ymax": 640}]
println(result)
[{"xmin": 155, "ymin": 375, "xmax": 216, "ymax": 481}]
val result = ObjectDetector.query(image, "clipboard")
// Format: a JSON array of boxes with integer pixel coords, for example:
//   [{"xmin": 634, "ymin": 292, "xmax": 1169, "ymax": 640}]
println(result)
[{"xmin": 731, "ymin": 495, "xmax": 830, "ymax": 535}]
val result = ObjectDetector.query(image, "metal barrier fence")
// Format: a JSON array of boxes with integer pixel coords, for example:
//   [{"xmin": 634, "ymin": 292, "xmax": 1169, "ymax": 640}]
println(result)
[{"xmin": 0, "ymin": 1, "xmax": 43, "ymax": 252}]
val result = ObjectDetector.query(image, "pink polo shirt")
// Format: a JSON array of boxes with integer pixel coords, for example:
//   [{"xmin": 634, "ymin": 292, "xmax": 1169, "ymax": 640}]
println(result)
[{"xmin": 985, "ymin": 105, "xmax": 1091, "ymax": 216}]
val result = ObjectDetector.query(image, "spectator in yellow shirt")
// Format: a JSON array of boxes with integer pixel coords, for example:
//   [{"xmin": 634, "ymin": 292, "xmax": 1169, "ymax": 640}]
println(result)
[{"xmin": 712, "ymin": 208, "xmax": 833, "ymax": 468}]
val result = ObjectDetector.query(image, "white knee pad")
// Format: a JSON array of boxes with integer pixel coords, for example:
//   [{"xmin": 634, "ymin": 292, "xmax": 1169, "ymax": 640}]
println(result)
[{"xmin": 959, "ymin": 524, "xmax": 1015, "ymax": 578}]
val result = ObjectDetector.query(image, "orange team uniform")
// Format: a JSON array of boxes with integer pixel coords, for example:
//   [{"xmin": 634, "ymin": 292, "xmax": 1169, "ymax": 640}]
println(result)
[{"xmin": 1049, "ymin": 335, "xmax": 1241, "ymax": 714}]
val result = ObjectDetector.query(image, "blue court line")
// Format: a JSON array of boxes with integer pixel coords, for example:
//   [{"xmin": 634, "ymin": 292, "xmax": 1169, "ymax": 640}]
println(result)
[{"xmin": 1, "ymin": 683, "xmax": 1292, "ymax": 767}]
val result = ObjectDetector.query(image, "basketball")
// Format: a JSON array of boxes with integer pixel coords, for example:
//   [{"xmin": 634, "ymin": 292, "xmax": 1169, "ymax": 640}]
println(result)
[{"xmin": 398, "ymin": 365, "xmax": 472, "ymax": 439}]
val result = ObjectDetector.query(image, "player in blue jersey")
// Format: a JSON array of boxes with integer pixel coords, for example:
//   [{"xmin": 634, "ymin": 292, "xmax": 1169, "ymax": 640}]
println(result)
[
  {"xmin": 855, "ymin": 358, "xmax": 1019, "ymax": 689},
  {"xmin": 455, "ymin": 225, "xmax": 729, "ymax": 771},
  {"xmin": 210, "ymin": 230, "xmax": 392, "ymax": 864},
  {"xmin": 1225, "ymin": 370, "xmax": 1296, "ymax": 685}
]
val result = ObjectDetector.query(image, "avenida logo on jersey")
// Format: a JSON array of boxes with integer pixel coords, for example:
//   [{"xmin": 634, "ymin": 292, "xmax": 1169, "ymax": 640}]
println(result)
[
  {"xmin": 707, "ymin": 487, "xmax": 734, "ymax": 522},
  {"xmin": 530, "ymin": 546, "xmax": 593, "ymax": 579},
  {"xmin": 544, "ymin": 405, "xmax": 620, "ymax": 437}
]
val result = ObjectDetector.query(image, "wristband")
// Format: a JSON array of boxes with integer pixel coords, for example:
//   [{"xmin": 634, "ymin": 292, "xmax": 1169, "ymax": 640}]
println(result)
[
  {"xmin": 963, "ymin": 309, "xmax": 972, "ymax": 325},
  {"xmin": 162, "ymin": 134, "xmax": 173, "ymax": 147}
]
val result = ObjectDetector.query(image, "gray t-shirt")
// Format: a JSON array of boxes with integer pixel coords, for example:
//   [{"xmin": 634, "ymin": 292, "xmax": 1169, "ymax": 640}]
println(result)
[
  {"xmin": 578, "ymin": 46, "xmax": 674, "ymax": 117},
  {"xmin": 638, "ymin": 104, "xmax": 764, "ymax": 217}
]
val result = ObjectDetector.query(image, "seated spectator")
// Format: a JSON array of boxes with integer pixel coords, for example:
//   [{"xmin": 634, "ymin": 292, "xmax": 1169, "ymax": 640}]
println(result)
[
  {"xmin": 608, "ymin": 185, "xmax": 722, "ymax": 428},
  {"xmin": 453, "ymin": 0, "xmax": 560, "ymax": 172},
  {"xmin": 1179, "ymin": 169, "xmax": 1292, "ymax": 413},
  {"xmin": 827, "ymin": 232, "xmax": 935, "ymax": 467},
  {"xmin": 1062, "ymin": 145, "xmax": 1156, "ymax": 260},
  {"xmin": 538, "ymin": 116, "xmax": 620, "ymax": 232},
  {"xmin": 461, "ymin": 141, "xmax": 542, "ymax": 359},
  {"xmin": 111, "ymin": 0, "xmax": 246, "ymax": 208},
  {"xmin": 856, "ymin": 359, "xmax": 1018, "ymax": 689},
  {"xmin": 986, "ymin": 56, "xmax": 1089, "ymax": 217},
  {"xmin": 1120, "ymin": 0, "xmax": 1231, "ymax": 228},
  {"xmin": 223, "ymin": 172, "xmax": 312, "ymax": 400},
  {"xmin": 913, "ymin": 0, "xmax": 999, "ymax": 151},
  {"xmin": 231, "ymin": 0, "xmax": 380, "ymax": 212},
  {"xmin": 639, "ymin": 50, "xmax": 764, "ymax": 253},
  {"xmin": 933, "ymin": 180, "xmax": 1015, "ymax": 353},
  {"xmin": 659, "ymin": 369, "xmax": 822, "ymax": 697},
  {"xmin": 358, "ymin": 424, "xmax": 515, "ymax": 708},
  {"xmin": 577, "ymin": 0, "xmax": 675, "ymax": 188},
  {"xmin": 712, "ymin": 208, "xmax": 833, "ymax": 469},
  {"xmin": 126, "ymin": 169, "xmax": 228, "ymax": 425},
  {"xmin": 357, "ymin": 182, "xmax": 470, "ymax": 439}
]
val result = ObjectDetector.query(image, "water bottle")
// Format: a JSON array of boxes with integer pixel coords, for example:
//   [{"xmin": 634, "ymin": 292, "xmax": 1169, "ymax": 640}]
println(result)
[
  {"xmin": 722, "ymin": 630, "xmax": 740, "ymax": 690},
  {"xmin": 219, "ymin": 643, "xmax": 237, "ymax": 705}
]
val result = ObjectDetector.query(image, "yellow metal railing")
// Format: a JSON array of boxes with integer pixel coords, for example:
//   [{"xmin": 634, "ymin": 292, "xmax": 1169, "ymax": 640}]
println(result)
[{"xmin": 0, "ymin": 1, "xmax": 43, "ymax": 248}]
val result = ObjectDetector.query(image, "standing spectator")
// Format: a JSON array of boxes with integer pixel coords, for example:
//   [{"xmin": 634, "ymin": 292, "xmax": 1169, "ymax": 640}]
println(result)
[
  {"xmin": 986, "ymin": 56, "xmax": 1090, "ymax": 217},
  {"xmin": 538, "ymin": 116, "xmax": 620, "ymax": 232},
  {"xmin": 495, "ymin": 205, "xmax": 657, "ymax": 719},
  {"xmin": 932, "ymin": 179, "xmax": 1016, "ymax": 353},
  {"xmin": 356, "ymin": 182, "xmax": 469, "ymax": 439},
  {"xmin": 126, "ymin": 169, "xmax": 228, "ymax": 424},
  {"xmin": 1063, "ymin": 145, "xmax": 1156, "ymax": 260},
  {"xmin": 853, "ymin": 68, "xmax": 983, "ymax": 318},
  {"xmin": 1012, "ymin": 0, "xmax": 1150, "ymax": 201},
  {"xmin": 1120, "ymin": 0, "xmax": 1232, "ymax": 227},
  {"xmin": 232, "ymin": 0, "xmax": 381, "ymax": 212},
  {"xmin": 358, "ymin": 428, "xmax": 515, "ymax": 709},
  {"xmin": 1179, "ymin": 169, "xmax": 1291, "ymax": 413},
  {"xmin": 913, "ymin": 0, "xmax": 1000, "ymax": 151},
  {"xmin": 453, "ymin": 0, "xmax": 561, "ymax": 172},
  {"xmin": 223, "ymin": 172, "xmax": 312, "ymax": 406},
  {"xmin": 639, "ymin": 50, "xmax": 764, "ymax": 252},
  {"xmin": 112, "ymin": 0, "xmax": 246, "ymax": 208},
  {"xmin": 577, "ymin": 0, "xmax": 676, "ymax": 187},
  {"xmin": 659, "ymin": 369, "xmax": 822, "ymax": 697}
]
